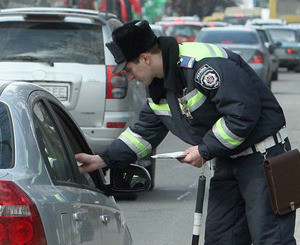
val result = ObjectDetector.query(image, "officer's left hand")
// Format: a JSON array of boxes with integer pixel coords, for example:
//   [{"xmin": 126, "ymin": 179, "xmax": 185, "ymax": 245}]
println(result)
[{"xmin": 178, "ymin": 146, "xmax": 206, "ymax": 168}]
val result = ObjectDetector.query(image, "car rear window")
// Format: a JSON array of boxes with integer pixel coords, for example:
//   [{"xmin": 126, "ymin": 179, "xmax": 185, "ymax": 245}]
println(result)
[
  {"xmin": 164, "ymin": 25, "xmax": 202, "ymax": 38},
  {"xmin": 197, "ymin": 30, "xmax": 259, "ymax": 44},
  {"xmin": 268, "ymin": 29, "xmax": 297, "ymax": 43},
  {"xmin": 223, "ymin": 16, "xmax": 256, "ymax": 25},
  {"xmin": 0, "ymin": 21, "xmax": 105, "ymax": 64},
  {"xmin": 0, "ymin": 102, "xmax": 13, "ymax": 169}
]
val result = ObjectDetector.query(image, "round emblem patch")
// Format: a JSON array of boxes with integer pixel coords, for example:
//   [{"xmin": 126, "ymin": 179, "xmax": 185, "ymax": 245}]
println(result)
[{"xmin": 194, "ymin": 64, "xmax": 221, "ymax": 90}]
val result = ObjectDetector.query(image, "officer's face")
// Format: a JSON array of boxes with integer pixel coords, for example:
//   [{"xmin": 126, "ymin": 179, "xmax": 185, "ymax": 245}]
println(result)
[{"xmin": 124, "ymin": 53, "xmax": 154, "ymax": 86}]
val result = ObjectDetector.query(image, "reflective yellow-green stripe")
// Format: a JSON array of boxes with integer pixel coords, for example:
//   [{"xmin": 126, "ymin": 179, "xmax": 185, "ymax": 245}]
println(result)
[
  {"xmin": 187, "ymin": 91, "xmax": 204, "ymax": 108},
  {"xmin": 149, "ymin": 102, "xmax": 170, "ymax": 111},
  {"xmin": 179, "ymin": 43, "xmax": 211, "ymax": 61},
  {"xmin": 179, "ymin": 43, "xmax": 227, "ymax": 61},
  {"xmin": 122, "ymin": 131, "xmax": 148, "ymax": 158},
  {"xmin": 208, "ymin": 43, "xmax": 224, "ymax": 57},
  {"xmin": 216, "ymin": 119, "xmax": 242, "ymax": 146}
]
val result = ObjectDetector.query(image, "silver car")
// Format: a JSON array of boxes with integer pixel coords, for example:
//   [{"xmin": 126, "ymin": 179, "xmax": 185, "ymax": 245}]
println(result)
[
  {"xmin": 0, "ymin": 80, "xmax": 150, "ymax": 244},
  {"xmin": 196, "ymin": 26, "xmax": 272, "ymax": 87},
  {"xmin": 0, "ymin": 7, "xmax": 156, "ymax": 189},
  {"xmin": 255, "ymin": 26, "xmax": 281, "ymax": 81},
  {"xmin": 263, "ymin": 25, "xmax": 300, "ymax": 72}
]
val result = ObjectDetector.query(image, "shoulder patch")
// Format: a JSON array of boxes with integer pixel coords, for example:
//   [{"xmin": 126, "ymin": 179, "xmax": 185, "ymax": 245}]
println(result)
[
  {"xmin": 194, "ymin": 64, "xmax": 221, "ymax": 90},
  {"xmin": 179, "ymin": 56, "xmax": 195, "ymax": 68}
]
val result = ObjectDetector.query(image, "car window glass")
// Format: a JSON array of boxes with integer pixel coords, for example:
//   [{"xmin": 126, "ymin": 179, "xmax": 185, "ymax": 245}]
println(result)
[
  {"xmin": 197, "ymin": 30, "xmax": 259, "ymax": 44},
  {"xmin": 268, "ymin": 29, "xmax": 297, "ymax": 42},
  {"xmin": 165, "ymin": 25, "xmax": 201, "ymax": 37},
  {"xmin": 49, "ymin": 102, "xmax": 96, "ymax": 188},
  {"xmin": 0, "ymin": 103, "xmax": 13, "ymax": 169},
  {"xmin": 33, "ymin": 101, "xmax": 76, "ymax": 183},
  {"xmin": 0, "ymin": 22, "xmax": 104, "ymax": 64},
  {"xmin": 257, "ymin": 30, "xmax": 268, "ymax": 43}
]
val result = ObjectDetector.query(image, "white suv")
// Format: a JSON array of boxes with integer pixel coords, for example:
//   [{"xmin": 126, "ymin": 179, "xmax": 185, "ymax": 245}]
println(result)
[{"xmin": 0, "ymin": 7, "xmax": 156, "ymax": 188}]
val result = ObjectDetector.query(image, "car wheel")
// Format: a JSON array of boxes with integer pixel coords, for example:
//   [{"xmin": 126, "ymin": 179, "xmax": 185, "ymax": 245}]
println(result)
[
  {"xmin": 271, "ymin": 71, "xmax": 278, "ymax": 81},
  {"xmin": 294, "ymin": 64, "xmax": 300, "ymax": 73},
  {"xmin": 136, "ymin": 149, "xmax": 156, "ymax": 190}
]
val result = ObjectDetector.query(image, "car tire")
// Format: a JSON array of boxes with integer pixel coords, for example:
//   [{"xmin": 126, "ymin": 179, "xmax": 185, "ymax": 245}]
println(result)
[
  {"xmin": 136, "ymin": 149, "xmax": 156, "ymax": 190},
  {"xmin": 294, "ymin": 64, "xmax": 300, "ymax": 73},
  {"xmin": 145, "ymin": 159, "xmax": 156, "ymax": 191},
  {"xmin": 271, "ymin": 71, "xmax": 278, "ymax": 81}
]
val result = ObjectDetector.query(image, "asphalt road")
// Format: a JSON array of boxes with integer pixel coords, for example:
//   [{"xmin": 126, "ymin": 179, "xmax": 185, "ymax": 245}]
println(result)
[{"xmin": 118, "ymin": 69, "xmax": 300, "ymax": 245}]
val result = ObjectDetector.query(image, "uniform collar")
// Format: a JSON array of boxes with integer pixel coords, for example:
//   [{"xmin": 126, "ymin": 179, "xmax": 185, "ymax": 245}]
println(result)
[{"xmin": 148, "ymin": 37, "xmax": 185, "ymax": 103}]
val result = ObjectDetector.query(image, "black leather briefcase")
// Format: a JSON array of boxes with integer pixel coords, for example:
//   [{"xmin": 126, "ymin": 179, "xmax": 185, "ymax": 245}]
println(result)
[{"xmin": 263, "ymin": 148, "xmax": 300, "ymax": 215}]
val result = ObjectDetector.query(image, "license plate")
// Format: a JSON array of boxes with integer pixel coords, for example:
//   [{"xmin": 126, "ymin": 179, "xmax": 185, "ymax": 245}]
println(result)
[{"xmin": 37, "ymin": 83, "xmax": 70, "ymax": 102}]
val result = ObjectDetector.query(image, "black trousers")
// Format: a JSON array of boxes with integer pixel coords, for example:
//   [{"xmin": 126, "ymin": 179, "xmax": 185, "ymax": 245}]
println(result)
[{"xmin": 204, "ymin": 141, "xmax": 296, "ymax": 245}]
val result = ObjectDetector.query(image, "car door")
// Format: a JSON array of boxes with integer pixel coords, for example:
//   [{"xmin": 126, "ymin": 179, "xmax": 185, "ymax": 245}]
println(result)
[
  {"xmin": 31, "ymin": 91, "xmax": 103, "ymax": 244},
  {"xmin": 47, "ymin": 98, "xmax": 126, "ymax": 245},
  {"xmin": 31, "ymin": 90, "xmax": 126, "ymax": 244}
]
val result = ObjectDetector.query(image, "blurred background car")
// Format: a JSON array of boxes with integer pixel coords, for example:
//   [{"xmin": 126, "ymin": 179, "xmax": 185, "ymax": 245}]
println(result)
[
  {"xmin": 155, "ymin": 19, "xmax": 204, "ymax": 42},
  {"xmin": 196, "ymin": 26, "xmax": 272, "ymax": 87},
  {"xmin": 223, "ymin": 6, "xmax": 261, "ymax": 25},
  {"xmin": 255, "ymin": 26, "xmax": 281, "ymax": 80},
  {"xmin": 0, "ymin": 7, "xmax": 157, "ymax": 189},
  {"xmin": 263, "ymin": 25, "xmax": 300, "ymax": 72},
  {"xmin": 0, "ymin": 80, "xmax": 151, "ymax": 245}
]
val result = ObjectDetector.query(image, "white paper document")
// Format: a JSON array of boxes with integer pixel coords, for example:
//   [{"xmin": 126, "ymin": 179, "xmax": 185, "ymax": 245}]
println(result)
[{"xmin": 151, "ymin": 151, "xmax": 186, "ymax": 159}]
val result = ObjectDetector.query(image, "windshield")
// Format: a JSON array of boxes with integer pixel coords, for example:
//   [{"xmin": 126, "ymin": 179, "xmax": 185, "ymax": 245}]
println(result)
[
  {"xmin": 0, "ymin": 22, "xmax": 105, "ymax": 64},
  {"xmin": 268, "ymin": 29, "xmax": 297, "ymax": 43},
  {"xmin": 0, "ymin": 102, "xmax": 13, "ymax": 169},
  {"xmin": 197, "ymin": 30, "xmax": 259, "ymax": 44}
]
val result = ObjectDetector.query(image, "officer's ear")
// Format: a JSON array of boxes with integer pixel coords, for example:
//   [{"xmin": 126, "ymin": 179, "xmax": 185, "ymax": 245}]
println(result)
[{"xmin": 139, "ymin": 52, "xmax": 151, "ymax": 65}]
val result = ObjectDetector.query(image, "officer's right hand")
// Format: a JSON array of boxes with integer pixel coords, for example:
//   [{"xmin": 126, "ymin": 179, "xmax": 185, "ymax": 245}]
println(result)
[
  {"xmin": 75, "ymin": 153, "xmax": 108, "ymax": 173},
  {"xmin": 178, "ymin": 145, "xmax": 206, "ymax": 168}
]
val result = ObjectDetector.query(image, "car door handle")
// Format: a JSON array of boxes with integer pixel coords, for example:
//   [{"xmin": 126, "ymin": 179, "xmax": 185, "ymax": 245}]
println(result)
[
  {"xmin": 100, "ymin": 214, "xmax": 110, "ymax": 224},
  {"xmin": 72, "ymin": 212, "xmax": 86, "ymax": 222}
]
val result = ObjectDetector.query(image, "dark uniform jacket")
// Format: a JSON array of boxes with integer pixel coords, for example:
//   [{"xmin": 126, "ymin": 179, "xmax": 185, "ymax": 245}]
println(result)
[{"xmin": 100, "ymin": 37, "xmax": 286, "ymax": 168}]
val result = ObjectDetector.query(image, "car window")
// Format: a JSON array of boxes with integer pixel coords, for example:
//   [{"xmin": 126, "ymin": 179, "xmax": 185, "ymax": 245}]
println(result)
[
  {"xmin": 0, "ymin": 102, "xmax": 13, "ymax": 169},
  {"xmin": 257, "ymin": 30, "xmax": 268, "ymax": 43},
  {"xmin": 48, "ymin": 101, "xmax": 98, "ymax": 189},
  {"xmin": 0, "ymin": 22, "xmax": 105, "ymax": 64},
  {"xmin": 165, "ymin": 25, "xmax": 201, "ymax": 37},
  {"xmin": 197, "ymin": 30, "xmax": 259, "ymax": 44},
  {"xmin": 268, "ymin": 29, "xmax": 297, "ymax": 42},
  {"xmin": 33, "ymin": 100, "xmax": 76, "ymax": 183}
]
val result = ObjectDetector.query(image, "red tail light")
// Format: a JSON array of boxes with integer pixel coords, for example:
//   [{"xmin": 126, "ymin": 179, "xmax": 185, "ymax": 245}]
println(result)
[
  {"xmin": 286, "ymin": 48, "xmax": 297, "ymax": 54},
  {"xmin": 107, "ymin": 122, "xmax": 126, "ymax": 128},
  {"xmin": 0, "ymin": 181, "xmax": 47, "ymax": 244},
  {"xmin": 249, "ymin": 51, "xmax": 263, "ymax": 63},
  {"xmin": 106, "ymin": 65, "xmax": 128, "ymax": 99}
]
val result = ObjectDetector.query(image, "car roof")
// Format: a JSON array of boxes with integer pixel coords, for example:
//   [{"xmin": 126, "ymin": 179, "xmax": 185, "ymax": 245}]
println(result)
[
  {"xmin": 155, "ymin": 20, "xmax": 204, "ymax": 26},
  {"xmin": 200, "ymin": 26, "xmax": 257, "ymax": 32},
  {"xmin": 246, "ymin": 18, "xmax": 286, "ymax": 25},
  {"xmin": 0, "ymin": 7, "xmax": 107, "ymax": 24},
  {"xmin": 161, "ymin": 16, "xmax": 200, "ymax": 22},
  {"xmin": 262, "ymin": 25, "xmax": 298, "ymax": 30}
]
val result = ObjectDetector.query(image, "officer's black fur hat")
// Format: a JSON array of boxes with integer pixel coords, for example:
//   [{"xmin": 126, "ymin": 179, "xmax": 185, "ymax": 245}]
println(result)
[{"xmin": 106, "ymin": 20, "xmax": 158, "ymax": 73}]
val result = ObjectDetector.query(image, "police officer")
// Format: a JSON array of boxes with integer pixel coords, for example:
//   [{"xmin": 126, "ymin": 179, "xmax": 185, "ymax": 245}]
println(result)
[{"xmin": 75, "ymin": 20, "xmax": 296, "ymax": 244}]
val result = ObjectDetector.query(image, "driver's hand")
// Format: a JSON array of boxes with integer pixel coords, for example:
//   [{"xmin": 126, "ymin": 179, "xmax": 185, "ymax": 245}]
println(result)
[{"xmin": 75, "ymin": 153, "xmax": 107, "ymax": 173}]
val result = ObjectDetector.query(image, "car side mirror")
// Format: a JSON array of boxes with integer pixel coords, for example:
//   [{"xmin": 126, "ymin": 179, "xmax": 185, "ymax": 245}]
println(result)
[
  {"xmin": 275, "ymin": 41, "xmax": 282, "ymax": 47},
  {"xmin": 268, "ymin": 43, "xmax": 276, "ymax": 54},
  {"xmin": 110, "ymin": 164, "xmax": 151, "ymax": 192}
]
